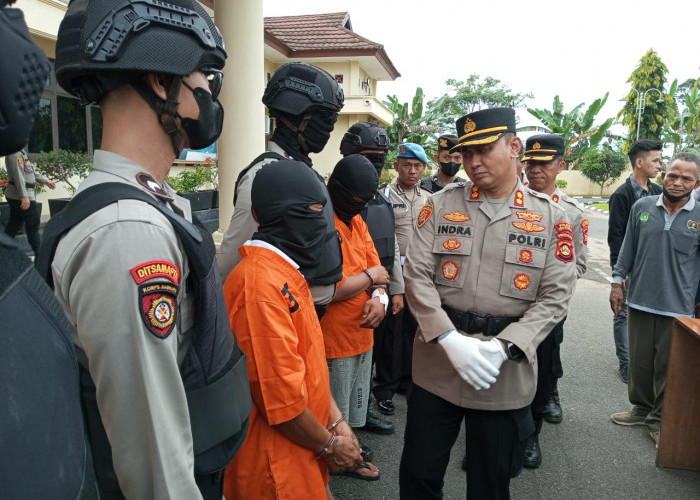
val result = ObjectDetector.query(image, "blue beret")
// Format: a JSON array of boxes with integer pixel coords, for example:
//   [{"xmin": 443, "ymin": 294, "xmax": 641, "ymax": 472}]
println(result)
[{"xmin": 397, "ymin": 142, "xmax": 428, "ymax": 164}]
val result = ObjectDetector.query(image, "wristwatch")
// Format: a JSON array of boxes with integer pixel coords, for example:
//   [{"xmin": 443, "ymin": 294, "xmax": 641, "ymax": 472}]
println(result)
[{"xmin": 504, "ymin": 340, "xmax": 523, "ymax": 360}]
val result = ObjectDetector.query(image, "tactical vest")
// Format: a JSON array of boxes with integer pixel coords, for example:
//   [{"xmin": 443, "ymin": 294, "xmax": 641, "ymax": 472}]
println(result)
[
  {"xmin": 36, "ymin": 183, "xmax": 252, "ymax": 497},
  {"xmin": 361, "ymin": 188, "xmax": 396, "ymax": 271},
  {"xmin": 234, "ymin": 151, "xmax": 343, "ymax": 286}
]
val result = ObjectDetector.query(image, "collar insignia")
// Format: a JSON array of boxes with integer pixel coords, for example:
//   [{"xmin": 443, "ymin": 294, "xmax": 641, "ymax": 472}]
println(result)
[
  {"xmin": 469, "ymin": 185, "xmax": 481, "ymax": 200},
  {"xmin": 513, "ymin": 189, "xmax": 525, "ymax": 207}
]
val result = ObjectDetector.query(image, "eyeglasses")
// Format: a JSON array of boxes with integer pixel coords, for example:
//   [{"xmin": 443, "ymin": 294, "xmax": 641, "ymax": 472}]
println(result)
[{"xmin": 200, "ymin": 67, "xmax": 223, "ymax": 99}]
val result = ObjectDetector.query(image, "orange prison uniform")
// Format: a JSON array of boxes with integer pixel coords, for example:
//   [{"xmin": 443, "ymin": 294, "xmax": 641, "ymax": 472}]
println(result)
[
  {"xmin": 321, "ymin": 213, "xmax": 381, "ymax": 359},
  {"xmin": 223, "ymin": 245, "xmax": 331, "ymax": 500}
]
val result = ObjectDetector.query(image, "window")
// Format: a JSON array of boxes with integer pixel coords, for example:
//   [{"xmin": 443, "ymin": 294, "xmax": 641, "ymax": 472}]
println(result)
[
  {"xmin": 57, "ymin": 95, "xmax": 87, "ymax": 152},
  {"xmin": 28, "ymin": 98, "xmax": 52, "ymax": 154}
]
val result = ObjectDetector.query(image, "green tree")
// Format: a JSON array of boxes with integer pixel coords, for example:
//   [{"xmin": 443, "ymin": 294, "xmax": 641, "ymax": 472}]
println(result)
[
  {"xmin": 618, "ymin": 49, "xmax": 675, "ymax": 151},
  {"xmin": 527, "ymin": 94, "xmax": 614, "ymax": 167},
  {"xmin": 665, "ymin": 80, "xmax": 700, "ymax": 153},
  {"xmin": 425, "ymin": 75, "xmax": 532, "ymax": 130},
  {"xmin": 579, "ymin": 146, "xmax": 627, "ymax": 195},
  {"xmin": 383, "ymin": 87, "xmax": 441, "ymax": 167},
  {"xmin": 36, "ymin": 150, "xmax": 92, "ymax": 194}
]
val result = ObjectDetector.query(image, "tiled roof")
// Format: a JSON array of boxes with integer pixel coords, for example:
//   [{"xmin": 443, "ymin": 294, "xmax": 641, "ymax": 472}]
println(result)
[{"xmin": 264, "ymin": 12, "xmax": 382, "ymax": 53}]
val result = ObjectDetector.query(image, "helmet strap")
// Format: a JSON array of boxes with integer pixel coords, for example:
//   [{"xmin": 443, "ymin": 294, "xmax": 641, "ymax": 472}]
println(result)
[
  {"xmin": 132, "ymin": 77, "xmax": 186, "ymax": 156},
  {"xmin": 277, "ymin": 114, "xmax": 312, "ymax": 155}
]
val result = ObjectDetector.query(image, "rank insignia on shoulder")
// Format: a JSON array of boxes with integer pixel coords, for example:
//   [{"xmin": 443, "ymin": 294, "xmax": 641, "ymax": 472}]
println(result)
[
  {"xmin": 138, "ymin": 281, "xmax": 178, "ymax": 339},
  {"xmin": 130, "ymin": 260, "xmax": 181, "ymax": 285},
  {"xmin": 514, "ymin": 273, "xmax": 530, "ymax": 290},
  {"xmin": 443, "ymin": 211, "xmax": 470, "ymax": 222},
  {"xmin": 443, "ymin": 239, "xmax": 462, "ymax": 251},
  {"xmin": 516, "ymin": 211, "xmax": 543, "ymax": 222},
  {"xmin": 469, "ymin": 185, "xmax": 480, "ymax": 200},
  {"xmin": 442, "ymin": 260, "xmax": 459, "ymax": 280},
  {"xmin": 417, "ymin": 204, "xmax": 433, "ymax": 228},
  {"xmin": 513, "ymin": 190, "xmax": 525, "ymax": 207}
]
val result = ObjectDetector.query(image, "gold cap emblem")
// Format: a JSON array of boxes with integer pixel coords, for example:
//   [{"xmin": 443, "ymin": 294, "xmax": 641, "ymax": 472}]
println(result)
[
  {"xmin": 399, "ymin": 144, "xmax": 406, "ymax": 153},
  {"xmin": 439, "ymin": 139, "xmax": 448, "ymax": 148},
  {"xmin": 533, "ymin": 142, "xmax": 541, "ymax": 150},
  {"xmin": 464, "ymin": 118, "xmax": 476, "ymax": 134}
]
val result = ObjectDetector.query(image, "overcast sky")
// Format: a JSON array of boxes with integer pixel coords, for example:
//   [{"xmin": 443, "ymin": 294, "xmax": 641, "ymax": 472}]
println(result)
[{"xmin": 263, "ymin": 0, "xmax": 699, "ymax": 132}]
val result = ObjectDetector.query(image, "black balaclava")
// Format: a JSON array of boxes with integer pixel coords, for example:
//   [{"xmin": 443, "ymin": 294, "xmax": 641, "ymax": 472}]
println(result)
[
  {"xmin": 440, "ymin": 161, "xmax": 461, "ymax": 177},
  {"xmin": 251, "ymin": 160, "xmax": 328, "ymax": 275},
  {"xmin": 271, "ymin": 109, "xmax": 337, "ymax": 166},
  {"xmin": 363, "ymin": 152, "xmax": 387, "ymax": 178},
  {"xmin": 327, "ymin": 154, "xmax": 379, "ymax": 226}
]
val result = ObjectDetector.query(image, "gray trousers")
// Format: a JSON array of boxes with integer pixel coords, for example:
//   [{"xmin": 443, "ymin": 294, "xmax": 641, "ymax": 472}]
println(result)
[{"xmin": 627, "ymin": 307, "xmax": 673, "ymax": 431}]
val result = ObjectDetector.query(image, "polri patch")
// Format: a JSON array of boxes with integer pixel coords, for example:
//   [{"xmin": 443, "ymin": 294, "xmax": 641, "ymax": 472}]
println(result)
[
  {"xmin": 442, "ymin": 260, "xmax": 459, "ymax": 280},
  {"xmin": 130, "ymin": 260, "xmax": 181, "ymax": 285},
  {"xmin": 139, "ymin": 281, "xmax": 178, "ymax": 339},
  {"xmin": 417, "ymin": 204, "xmax": 433, "ymax": 228},
  {"xmin": 555, "ymin": 240, "xmax": 574, "ymax": 263}
]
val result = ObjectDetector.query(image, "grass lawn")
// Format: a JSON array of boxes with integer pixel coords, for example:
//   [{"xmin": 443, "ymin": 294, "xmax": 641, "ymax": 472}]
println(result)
[{"xmin": 589, "ymin": 202, "xmax": 609, "ymax": 211}]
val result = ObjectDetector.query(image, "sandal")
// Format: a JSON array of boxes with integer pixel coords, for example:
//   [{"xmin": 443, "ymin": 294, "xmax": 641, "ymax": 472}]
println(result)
[{"xmin": 330, "ymin": 461, "xmax": 380, "ymax": 482}]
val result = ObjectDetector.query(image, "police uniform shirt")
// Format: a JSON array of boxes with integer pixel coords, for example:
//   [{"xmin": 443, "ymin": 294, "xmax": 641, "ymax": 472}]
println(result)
[
  {"xmin": 385, "ymin": 180, "xmax": 430, "ymax": 260},
  {"xmin": 4, "ymin": 151, "xmax": 48, "ymax": 201},
  {"xmin": 551, "ymin": 187, "xmax": 588, "ymax": 279},
  {"xmin": 51, "ymin": 150, "xmax": 202, "ymax": 499},
  {"xmin": 403, "ymin": 180, "xmax": 576, "ymax": 411}
]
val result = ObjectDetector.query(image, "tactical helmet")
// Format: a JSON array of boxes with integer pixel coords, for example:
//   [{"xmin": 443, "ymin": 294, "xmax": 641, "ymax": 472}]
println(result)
[
  {"xmin": 263, "ymin": 62, "xmax": 344, "ymax": 116},
  {"xmin": 55, "ymin": 0, "xmax": 226, "ymax": 103},
  {"xmin": 340, "ymin": 122, "xmax": 390, "ymax": 156}
]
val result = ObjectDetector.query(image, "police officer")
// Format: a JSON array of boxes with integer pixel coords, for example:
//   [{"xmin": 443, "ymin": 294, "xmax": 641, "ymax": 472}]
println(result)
[
  {"xmin": 521, "ymin": 133, "xmax": 588, "ymax": 468},
  {"xmin": 340, "ymin": 121, "xmax": 402, "ymax": 434},
  {"xmin": 420, "ymin": 134, "xmax": 465, "ymax": 193},
  {"xmin": 38, "ymin": 1, "xmax": 252, "ymax": 498},
  {"xmin": 400, "ymin": 108, "xmax": 576, "ymax": 500},
  {"xmin": 217, "ymin": 62, "xmax": 344, "ymax": 319},
  {"xmin": 375, "ymin": 142, "xmax": 431, "ymax": 414},
  {"xmin": 4, "ymin": 149, "xmax": 55, "ymax": 255}
]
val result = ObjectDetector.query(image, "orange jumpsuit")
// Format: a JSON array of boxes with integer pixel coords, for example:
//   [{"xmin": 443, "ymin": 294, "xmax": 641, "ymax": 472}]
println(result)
[
  {"xmin": 321, "ymin": 213, "xmax": 381, "ymax": 359},
  {"xmin": 223, "ymin": 244, "xmax": 331, "ymax": 500}
]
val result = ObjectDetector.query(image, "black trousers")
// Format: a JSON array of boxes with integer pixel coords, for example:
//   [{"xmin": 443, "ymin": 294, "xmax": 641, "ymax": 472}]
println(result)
[
  {"xmin": 4, "ymin": 198, "xmax": 41, "ymax": 255},
  {"xmin": 399, "ymin": 384, "xmax": 533, "ymax": 500},
  {"xmin": 529, "ymin": 318, "xmax": 565, "ymax": 429},
  {"xmin": 373, "ymin": 299, "xmax": 417, "ymax": 401},
  {"xmin": 195, "ymin": 470, "xmax": 225, "ymax": 500}
]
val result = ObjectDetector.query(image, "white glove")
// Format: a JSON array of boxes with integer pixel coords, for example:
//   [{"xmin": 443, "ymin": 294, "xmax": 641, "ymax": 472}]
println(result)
[
  {"xmin": 478, "ymin": 338, "xmax": 508, "ymax": 372},
  {"xmin": 438, "ymin": 331, "xmax": 500, "ymax": 390}
]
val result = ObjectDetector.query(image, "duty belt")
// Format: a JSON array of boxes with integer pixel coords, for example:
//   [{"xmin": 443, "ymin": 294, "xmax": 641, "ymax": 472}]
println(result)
[
  {"xmin": 442, "ymin": 305, "xmax": 519, "ymax": 337},
  {"xmin": 8, "ymin": 181, "xmax": 36, "ymax": 189}
]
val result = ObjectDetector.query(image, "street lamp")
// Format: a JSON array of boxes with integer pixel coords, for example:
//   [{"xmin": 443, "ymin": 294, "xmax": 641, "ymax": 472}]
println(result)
[{"xmin": 629, "ymin": 87, "xmax": 665, "ymax": 141}]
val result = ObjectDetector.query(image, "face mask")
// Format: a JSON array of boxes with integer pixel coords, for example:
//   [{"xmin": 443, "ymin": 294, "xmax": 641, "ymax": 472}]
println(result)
[
  {"xmin": 302, "ymin": 111, "xmax": 336, "ymax": 154},
  {"xmin": 180, "ymin": 85, "xmax": 224, "ymax": 150},
  {"xmin": 440, "ymin": 161, "xmax": 461, "ymax": 177},
  {"xmin": 662, "ymin": 186, "xmax": 692, "ymax": 203},
  {"xmin": 0, "ymin": 8, "xmax": 50, "ymax": 156},
  {"xmin": 362, "ymin": 152, "xmax": 387, "ymax": 178},
  {"xmin": 328, "ymin": 154, "xmax": 378, "ymax": 226}
]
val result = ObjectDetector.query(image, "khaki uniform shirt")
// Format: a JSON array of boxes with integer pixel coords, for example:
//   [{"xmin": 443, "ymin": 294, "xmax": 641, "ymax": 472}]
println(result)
[
  {"xmin": 551, "ymin": 187, "xmax": 588, "ymax": 279},
  {"xmin": 404, "ymin": 180, "xmax": 576, "ymax": 411},
  {"xmin": 4, "ymin": 151, "xmax": 48, "ymax": 201},
  {"xmin": 52, "ymin": 150, "xmax": 202, "ymax": 499},
  {"xmin": 217, "ymin": 141, "xmax": 335, "ymax": 305},
  {"xmin": 385, "ymin": 181, "xmax": 430, "ymax": 260}
]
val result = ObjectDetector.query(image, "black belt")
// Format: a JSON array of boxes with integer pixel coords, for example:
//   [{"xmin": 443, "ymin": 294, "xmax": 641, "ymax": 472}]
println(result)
[
  {"xmin": 442, "ymin": 305, "xmax": 519, "ymax": 337},
  {"xmin": 8, "ymin": 181, "xmax": 35, "ymax": 188}
]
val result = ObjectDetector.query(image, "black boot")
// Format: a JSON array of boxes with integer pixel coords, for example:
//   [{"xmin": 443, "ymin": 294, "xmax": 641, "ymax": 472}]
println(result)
[
  {"xmin": 523, "ymin": 419, "xmax": 543, "ymax": 469},
  {"xmin": 543, "ymin": 380, "xmax": 563, "ymax": 424}
]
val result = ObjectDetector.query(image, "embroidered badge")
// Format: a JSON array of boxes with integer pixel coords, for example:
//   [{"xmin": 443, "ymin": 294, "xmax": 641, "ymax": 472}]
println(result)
[
  {"xmin": 139, "ymin": 281, "xmax": 178, "ymax": 339},
  {"xmin": 551, "ymin": 194, "xmax": 560, "ymax": 203},
  {"xmin": 533, "ymin": 142, "xmax": 541, "ymax": 150},
  {"xmin": 443, "ymin": 211, "xmax": 470, "ymax": 222},
  {"xmin": 514, "ymin": 190, "xmax": 525, "ymax": 207},
  {"xmin": 639, "ymin": 211, "xmax": 650, "ymax": 222},
  {"xmin": 443, "ymin": 239, "xmax": 462, "ymax": 251},
  {"xmin": 442, "ymin": 260, "xmax": 459, "ymax": 280},
  {"xmin": 555, "ymin": 240, "xmax": 574, "ymax": 263},
  {"xmin": 512, "ymin": 221, "xmax": 546, "ymax": 233},
  {"xmin": 519, "ymin": 249, "xmax": 533, "ymax": 263},
  {"xmin": 464, "ymin": 118, "xmax": 476, "ymax": 134},
  {"xmin": 469, "ymin": 185, "xmax": 480, "ymax": 200},
  {"xmin": 514, "ymin": 273, "xmax": 531, "ymax": 290},
  {"xmin": 516, "ymin": 211, "xmax": 543, "ymax": 222},
  {"xmin": 399, "ymin": 144, "xmax": 407, "ymax": 154},
  {"xmin": 417, "ymin": 204, "xmax": 433, "ymax": 228},
  {"xmin": 581, "ymin": 219, "xmax": 589, "ymax": 245},
  {"xmin": 555, "ymin": 222, "xmax": 572, "ymax": 232},
  {"xmin": 17, "ymin": 157, "xmax": 23, "ymax": 166},
  {"xmin": 130, "ymin": 260, "xmax": 181, "ymax": 285},
  {"xmin": 136, "ymin": 172, "xmax": 173, "ymax": 201},
  {"xmin": 439, "ymin": 138, "xmax": 448, "ymax": 148},
  {"xmin": 688, "ymin": 219, "xmax": 700, "ymax": 232}
]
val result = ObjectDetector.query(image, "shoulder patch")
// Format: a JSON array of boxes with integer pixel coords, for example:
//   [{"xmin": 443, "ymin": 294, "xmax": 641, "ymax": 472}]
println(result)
[
  {"xmin": 417, "ymin": 204, "xmax": 433, "ymax": 228},
  {"xmin": 581, "ymin": 219, "xmax": 589, "ymax": 245},
  {"xmin": 139, "ymin": 281, "xmax": 178, "ymax": 339},
  {"xmin": 130, "ymin": 260, "xmax": 181, "ymax": 285},
  {"xmin": 17, "ymin": 157, "xmax": 23, "ymax": 166}
]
